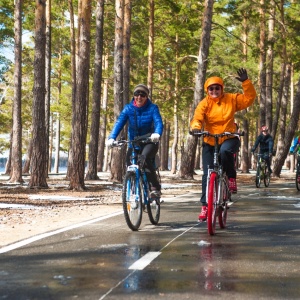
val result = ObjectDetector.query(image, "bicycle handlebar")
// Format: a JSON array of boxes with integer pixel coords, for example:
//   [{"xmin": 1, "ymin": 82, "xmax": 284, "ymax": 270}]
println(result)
[
  {"xmin": 110, "ymin": 135, "xmax": 152, "ymax": 148},
  {"xmin": 189, "ymin": 130, "xmax": 244, "ymax": 138}
]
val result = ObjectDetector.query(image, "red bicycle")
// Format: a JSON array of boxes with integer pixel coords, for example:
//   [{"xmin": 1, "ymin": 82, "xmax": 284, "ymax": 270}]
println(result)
[{"xmin": 191, "ymin": 130, "xmax": 244, "ymax": 235}]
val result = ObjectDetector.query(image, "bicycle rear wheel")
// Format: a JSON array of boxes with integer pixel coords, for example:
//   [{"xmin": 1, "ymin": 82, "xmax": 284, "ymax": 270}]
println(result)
[
  {"xmin": 147, "ymin": 169, "xmax": 161, "ymax": 225},
  {"xmin": 218, "ymin": 178, "xmax": 228, "ymax": 229},
  {"xmin": 147, "ymin": 198, "xmax": 160, "ymax": 225},
  {"xmin": 207, "ymin": 172, "xmax": 218, "ymax": 235},
  {"xmin": 255, "ymin": 167, "xmax": 261, "ymax": 188},
  {"xmin": 296, "ymin": 165, "xmax": 300, "ymax": 191},
  {"xmin": 264, "ymin": 165, "xmax": 270, "ymax": 187},
  {"xmin": 122, "ymin": 172, "xmax": 143, "ymax": 231}
]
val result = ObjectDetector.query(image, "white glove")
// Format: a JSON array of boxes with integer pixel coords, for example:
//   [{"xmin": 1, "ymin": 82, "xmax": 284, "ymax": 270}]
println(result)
[
  {"xmin": 150, "ymin": 133, "xmax": 160, "ymax": 143},
  {"xmin": 107, "ymin": 138, "xmax": 115, "ymax": 147}
]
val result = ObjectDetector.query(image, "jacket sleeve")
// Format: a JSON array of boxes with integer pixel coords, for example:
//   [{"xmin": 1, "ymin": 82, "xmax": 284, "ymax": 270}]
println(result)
[
  {"xmin": 268, "ymin": 137, "xmax": 274, "ymax": 153},
  {"xmin": 252, "ymin": 136, "xmax": 260, "ymax": 152},
  {"xmin": 235, "ymin": 79, "xmax": 257, "ymax": 111},
  {"xmin": 153, "ymin": 105, "xmax": 164, "ymax": 135},
  {"xmin": 108, "ymin": 106, "xmax": 129, "ymax": 140},
  {"xmin": 289, "ymin": 137, "xmax": 299, "ymax": 153},
  {"xmin": 190, "ymin": 99, "xmax": 206, "ymax": 130}
]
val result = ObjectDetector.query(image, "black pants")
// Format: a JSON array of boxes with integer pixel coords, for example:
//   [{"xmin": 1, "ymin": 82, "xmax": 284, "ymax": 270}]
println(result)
[
  {"xmin": 260, "ymin": 152, "xmax": 272, "ymax": 172},
  {"xmin": 126, "ymin": 143, "xmax": 161, "ymax": 190},
  {"xmin": 200, "ymin": 138, "xmax": 240, "ymax": 205}
]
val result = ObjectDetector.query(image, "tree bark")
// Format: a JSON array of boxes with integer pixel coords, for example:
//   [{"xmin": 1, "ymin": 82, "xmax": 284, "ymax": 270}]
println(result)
[
  {"xmin": 179, "ymin": 0, "xmax": 214, "ymax": 179},
  {"xmin": 258, "ymin": 0, "xmax": 267, "ymax": 127},
  {"xmin": 273, "ymin": 77, "xmax": 300, "ymax": 176},
  {"xmin": 68, "ymin": 0, "xmax": 92, "ymax": 190},
  {"xmin": 110, "ymin": 0, "xmax": 125, "ymax": 183},
  {"xmin": 10, "ymin": 0, "xmax": 23, "ymax": 183},
  {"xmin": 147, "ymin": 0, "xmax": 154, "ymax": 96},
  {"xmin": 86, "ymin": 0, "xmax": 105, "ymax": 180},
  {"xmin": 29, "ymin": 0, "xmax": 48, "ymax": 188}
]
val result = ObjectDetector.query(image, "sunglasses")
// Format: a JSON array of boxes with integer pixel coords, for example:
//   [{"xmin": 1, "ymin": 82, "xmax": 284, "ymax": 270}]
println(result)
[
  {"xmin": 134, "ymin": 91, "xmax": 147, "ymax": 98},
  {"xmin": 208, "ymin": 85, "xmax": 221, "ymax": 92}
]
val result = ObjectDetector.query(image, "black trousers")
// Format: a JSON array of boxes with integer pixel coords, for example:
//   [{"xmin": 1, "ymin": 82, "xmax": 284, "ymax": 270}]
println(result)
[
  {"xmin": 200, "ymin": 138, "xmax": 240, "ymax": 205},
  {"xmin": 126, "ymin": 143, "xmax": 161, "ymax": 190}
]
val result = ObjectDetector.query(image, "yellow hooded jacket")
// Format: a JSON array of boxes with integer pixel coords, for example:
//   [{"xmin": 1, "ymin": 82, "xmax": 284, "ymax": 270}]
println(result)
[{"xmin": 190, "ymin": 76, "xmax": 256, "ymax": 146}]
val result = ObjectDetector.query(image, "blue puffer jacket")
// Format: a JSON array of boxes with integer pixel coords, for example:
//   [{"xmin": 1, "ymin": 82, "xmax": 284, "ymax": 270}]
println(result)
[{"xmin": 108, "ymin": 98, "xmax": 163, "ymax": 145}]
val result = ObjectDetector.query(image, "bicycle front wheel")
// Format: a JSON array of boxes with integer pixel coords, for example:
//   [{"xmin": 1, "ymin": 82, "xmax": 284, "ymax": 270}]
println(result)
[
  {"xmin": 207, "ymin": 172, "xmax": 218, "ymax": 235},
  {"xmin": 122, "ymin": 172, "xmax": 143, "ymax": 231},
  {"xmin": 264, "ymin": 166, "xmax": 270, "ymax": 187},
  {"xmin": 296, "ymin": 165, "xmax": 300, "ymax": 191},
  {"xmin": 218, "ymin": 178, "xmax": 228, "ymax": 229},
  {"xmin": 255, "ymin": 167, "xmax": 261, "ymax": 188}
]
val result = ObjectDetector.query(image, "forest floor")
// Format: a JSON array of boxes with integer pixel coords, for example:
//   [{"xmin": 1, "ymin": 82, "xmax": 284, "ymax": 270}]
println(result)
[{"xmin": 0, "ymin": 170, "xmax": 295, "ymax": 247}]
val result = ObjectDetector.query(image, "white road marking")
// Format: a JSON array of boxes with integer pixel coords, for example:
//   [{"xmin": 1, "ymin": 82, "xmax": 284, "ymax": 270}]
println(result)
[
  {"xmin": 128, "ymin": 251, "xmax": 161, "ymax": 270},
  {"xmin": 0, "ymin": 211, "xmax": 123, "ymax": 254}
]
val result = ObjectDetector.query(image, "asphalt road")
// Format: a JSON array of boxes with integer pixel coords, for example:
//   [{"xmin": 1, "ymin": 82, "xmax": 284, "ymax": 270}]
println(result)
[{"xmin": 1, "ymin": 179, "xmax": 300, "ymax": 300}]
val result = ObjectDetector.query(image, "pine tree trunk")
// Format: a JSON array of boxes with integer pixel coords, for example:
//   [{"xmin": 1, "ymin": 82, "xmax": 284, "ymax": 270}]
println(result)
[
  {"xmin": 86, "ymin": 0, "xmax": 105, "ymax": 180},
  {"xmin": 179, "ymin": 0, "xmax": 214, "ymax": 179},
  {"xmin": 110, "ymin": 0, "xmax": 125, "ymax": 183},
  {"xmin": 68, "ymin": 0, "xmax": 91, "ymax": 190},
  {"xmin": 10, "ymin": 0, "xmax": 23, "ymax": 183},
  {"xmin": 29, "ymin": 0, "xmax": 48, "ymax": 188}
]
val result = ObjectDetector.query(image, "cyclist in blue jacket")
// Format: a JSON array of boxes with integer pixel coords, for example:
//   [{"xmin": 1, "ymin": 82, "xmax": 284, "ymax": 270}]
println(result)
[
  {"xmin": 107, "ymin": 84, "xmax": 164, "ymax": 197},
  {"xmin": 289, "ymin": 135, "xmax": 300, "ymax": 155}
]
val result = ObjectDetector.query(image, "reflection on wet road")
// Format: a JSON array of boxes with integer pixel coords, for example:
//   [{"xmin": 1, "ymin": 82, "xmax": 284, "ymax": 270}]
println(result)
[{"xmin": 1, "ymin": 180, "xmax": 300, "ymax": 299}]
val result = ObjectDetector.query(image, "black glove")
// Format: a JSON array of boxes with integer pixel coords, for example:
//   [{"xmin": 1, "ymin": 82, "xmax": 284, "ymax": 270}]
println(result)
[
  {"xmin": 236, "ymin": 68, "xmax": 248, "ymax": 82},
  {"xmin": 190, "ymin": 129, "xmax": 201, "ymax": 135}
]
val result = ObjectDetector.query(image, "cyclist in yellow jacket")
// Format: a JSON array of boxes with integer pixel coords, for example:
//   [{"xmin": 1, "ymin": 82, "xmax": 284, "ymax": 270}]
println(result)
[{"xmin": 190, "ymin": 68, "xmax": 256, "ymax": 221}]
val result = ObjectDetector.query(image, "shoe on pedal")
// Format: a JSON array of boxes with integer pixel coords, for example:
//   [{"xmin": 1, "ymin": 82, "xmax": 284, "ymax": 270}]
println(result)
[
  {"xmin": 198, "ymin": 206, "xmax": 208, "ymax": 221},
  {"xmin": 150, "ymin": 189, "xmax": 161, "ymax": 198},
  {"xmin": 228, "ymin": 178, "xmax": 237, "ymax": 193}
]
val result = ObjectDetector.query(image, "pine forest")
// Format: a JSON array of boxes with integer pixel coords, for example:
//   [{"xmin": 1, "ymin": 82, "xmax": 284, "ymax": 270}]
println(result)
[{"xmin": 0, "ymin": 0, "xmax": 300, "ymax": 189}]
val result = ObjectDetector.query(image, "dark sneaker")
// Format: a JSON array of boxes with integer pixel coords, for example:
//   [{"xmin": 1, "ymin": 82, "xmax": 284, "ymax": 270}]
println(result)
[
  {"xmin": 150, "ymin": 190, "xmax": 161, "ymax": 198},
  {"xmin": 198, "ymin": 206, "xmax": 208, "ymax": 221},
  {"xmin": 229, "ymin": 178, "xmax": 237, "ymax": 193}
]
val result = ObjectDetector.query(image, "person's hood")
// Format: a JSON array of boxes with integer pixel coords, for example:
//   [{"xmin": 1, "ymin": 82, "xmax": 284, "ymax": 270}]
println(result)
[{"xmin": 204, "ymin": 76, "xmax": 224, "ymax": 92}]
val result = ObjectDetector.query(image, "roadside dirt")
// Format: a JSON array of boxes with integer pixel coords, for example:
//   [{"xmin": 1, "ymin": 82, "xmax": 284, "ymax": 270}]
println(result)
[{"xmin": 0, "ymin": 171, "xmax": 294, "ymax": 247}]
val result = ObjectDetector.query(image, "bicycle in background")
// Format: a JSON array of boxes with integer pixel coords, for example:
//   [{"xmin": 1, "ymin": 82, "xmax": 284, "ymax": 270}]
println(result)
[
  {"xmin": 191, "ymin": 130, "xmax": 244, "ymax": 235},
  {"xmin": 111, "ymin": 135, "xmax": 161, "ymax": 231},
  {"xmin": 295, "ymin": 153, "xmax": 300, "ymax": 191},
  {"xmin": 253, "ymin": 153, "xmax": 271, "ymax": 188}
]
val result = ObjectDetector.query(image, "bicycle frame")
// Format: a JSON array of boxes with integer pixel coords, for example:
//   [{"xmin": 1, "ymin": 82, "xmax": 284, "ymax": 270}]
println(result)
[
  {"xmin": 191, "ymin": 130, "xmax": 244, "ymax": 235},
  {"xmin": 111, "ymin": 135, "xmax": 161, "ymax": 230}
]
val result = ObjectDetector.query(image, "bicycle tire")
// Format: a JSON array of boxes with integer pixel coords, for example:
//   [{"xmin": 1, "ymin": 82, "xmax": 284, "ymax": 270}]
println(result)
[
  {"xmin": 264, "ymin": 165, "xmax": 270, "ymax": 187},
  {"xmin": 296, "ymin": 165, "xmax": 300, "ymax": 191},
  {"xmin": 122, "ymin": 172, "xmax": 143, "ymax": 231},
  {"xmin": 147, "ymin": 170, "xmax": 161, "ymax": 225},
  {"xmin": 207, "ymin": 172, "xmax": 218, "ymax": 235},
  {"xmin": 255, "ymin": 166, "xmax": 261, "ymax": 188},
  {"xmin": 147, "ymin": 198, "xmax": 160, "ymax": 225},
  {"xmin": 218, "ymin": 178, "xmax": 228, "ymax": 229}
]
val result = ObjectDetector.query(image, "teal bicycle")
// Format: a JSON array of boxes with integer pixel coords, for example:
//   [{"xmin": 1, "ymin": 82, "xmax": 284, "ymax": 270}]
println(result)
[{"xmin": 111, "ymin": 135, "xmax": 161, "ymax": 231}]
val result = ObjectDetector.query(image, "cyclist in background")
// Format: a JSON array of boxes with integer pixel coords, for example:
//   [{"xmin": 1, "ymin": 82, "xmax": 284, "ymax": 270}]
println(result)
[
  {"xmin": 190, "ymin": 68, "xmax": 257, "ymax": 221},
  {"xmin": 289, "ymin": 135, "xmax": 300, "ymax": 155},
  {"xmin": 289, "ymin": 135, "xmax": 300, "ymax": 183},
  {"xmin": 251, "ymin": 126, "xmax": 274, "ymax": 174},
  {"xmin": 107, "ymin": 84, "xmax": 164, "ymax": 198}
]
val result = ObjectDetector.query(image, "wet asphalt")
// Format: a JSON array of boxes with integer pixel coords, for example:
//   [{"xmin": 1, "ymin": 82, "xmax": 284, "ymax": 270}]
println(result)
[{"xmin": 0, "ymin": 178, "xmax": 300, "ymax": 300}]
